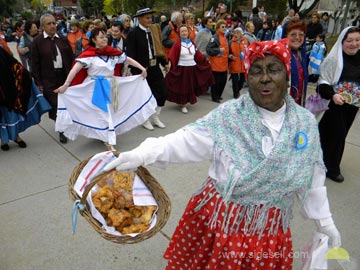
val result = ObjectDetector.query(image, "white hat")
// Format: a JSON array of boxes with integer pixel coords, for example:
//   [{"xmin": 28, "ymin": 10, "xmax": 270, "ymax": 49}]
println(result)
[{"xmin": 234, "ymin": 27, "xmax": 244, "ymax": 35}]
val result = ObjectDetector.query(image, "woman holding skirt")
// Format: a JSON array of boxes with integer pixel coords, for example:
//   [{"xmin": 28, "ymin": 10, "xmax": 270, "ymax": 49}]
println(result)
[
  {"xmin": 54, "ymin": 28, "xmax": 157, "ymax": 150},
  {"xmin": 165, "ymin": 25, "xmax": 214, "ymax": 114}
]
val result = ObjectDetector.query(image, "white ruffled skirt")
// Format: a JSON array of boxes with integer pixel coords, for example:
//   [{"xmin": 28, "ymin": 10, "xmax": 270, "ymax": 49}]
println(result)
[{"xmin": 56, "ymin": 75, "xmax": 157, "ymax": 145}]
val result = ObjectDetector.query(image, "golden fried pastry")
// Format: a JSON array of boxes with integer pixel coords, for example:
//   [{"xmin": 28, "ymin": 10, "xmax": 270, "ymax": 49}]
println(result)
[
  {"xmin": 113, "ymin": 192, "xmax": 126, "ymax": 209},
  {"xmin": 97, "ymin": 170, "xmax": 117, "ymax": 187},
  {"xmin": 92, "ymin": 185, "xmax": 114, "ymax": 214},
  {"xmin": 120, "ymin": 223, "xmax": 149, "ymax": 234},
  {"xmin": 113, "ymin": 189, "xmax": 134, "ymax": 208},
  {"xmin": 113, "ymin": 172, "xmax": 134, "ymax": 192},
  {"xmin": 140, "ymin": 205, "xmax": 157, "ymax": 225},
  {"xmin": 128, "ymin": 206, "xmax": 143, "ymax": 218},
  {"xmin": 107, "ymin": 208, "xmax": 132, "ymax": 227}
]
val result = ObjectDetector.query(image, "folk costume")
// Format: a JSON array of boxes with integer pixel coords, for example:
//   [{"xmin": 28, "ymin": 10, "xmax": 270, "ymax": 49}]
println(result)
[
  {"xmin": 55, "ymin": 46, "xmax": 156, "ymax": 145},
  {"xmin": 126, "ymin": 8, "xmax": 168, "ymax": 130},
  {"xmin": 165, "ymin": 38, "xmax": 214, "ymax": 106},
  {"xmin": 318, "ymin": 26, "xmax": 360, "ymax": 180},
  {"xmin": 105, "ymin": 40, "xmax": 339, "ymax": 269},
  {"xmin": 0, "ymin": 47, "xmax": 51, "ymax": 146}
]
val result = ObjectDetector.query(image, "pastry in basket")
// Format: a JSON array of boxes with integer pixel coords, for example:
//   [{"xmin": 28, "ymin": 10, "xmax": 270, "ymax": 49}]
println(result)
[
  {"xmin": 113, "ymin": 189, "xmax": 134, "ymax": 208},
  {"xmin": 113, "ymin": 171, "xmax": 134, "ymax": 192},
  {"xmin": 140, "ymin": 205, "xmax": 157, "ymax": 225},
  {"xmin": 129, "ymin": 206, "xmax": 143, "ymax": 218},
  {"xmin": 107, "ymin": 208, "xmax": 132, "ymax": 228},
  {"xmin": 92, "ymin": 185, "xmax": 114, "ymax": 214},
  {"xmin": 120, "ymin": 223, "xmax": 150, "ymax": 234},
  {"xmin": 97, "ymin": 170, "xmax": 117, "ymax": 187}
]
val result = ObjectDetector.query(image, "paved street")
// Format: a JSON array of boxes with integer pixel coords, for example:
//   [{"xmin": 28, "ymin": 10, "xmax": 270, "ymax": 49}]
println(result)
[{"xmin": 1, "ymin": 42, "xmax": 359, "ymax": 269}]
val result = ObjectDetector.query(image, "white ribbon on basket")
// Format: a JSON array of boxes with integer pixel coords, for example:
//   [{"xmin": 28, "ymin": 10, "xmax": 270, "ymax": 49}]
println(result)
[{"xmin": 71, "ymin": 151, "xmax": 158, "ymax": 236}]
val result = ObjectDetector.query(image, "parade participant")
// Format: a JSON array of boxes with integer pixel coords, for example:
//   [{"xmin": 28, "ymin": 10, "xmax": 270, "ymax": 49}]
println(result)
[
  {"xmin": 228, "ymin": 27, "xmax": 248, "ymax": 98},
  {"xmin": 308, "ymin": 33, "xmax": 327, "ymax": 82},
  {"xmin": 126, "ymin": 7, "xmax": 170, "ymax": 130},
  {"xmin": 194, "ymin": 17, "xmax": 213, "ymax": 59},
  {"xmin": 285, "ymin": 20, "xmax": 309, "ymax": 106},
  {"xmin": 104, "ymin": 39, "xmax": 341, "ymax": 269},
  {"xmin": 18, "ymin": 20, "xmax": 38, "ymax": 72},
  {"xmin": 318, "ymin": 26, "xmax": 360, "ymax": 183},
  {"xmin": 31, "ymin": 13, "xmax": 74, "ymax": 143},
  {"xmin": 206, "ymin": 19, "xmax": 229, "ymax": 103},
  {"xmin": 53, "ymin": 28, "xmax": 156, "ymax": 150},
  {"xmin": 162, "ymin": 10, "xmax": 183, "ymax": 58},
  {"xmin": 67, "ymin": 20, "xmax": 88, "ymax": 56},
  {"xmin": 0, "ymin": 47, "xmax": 51, "ymax": 151},
  {"xmin": 165, "ymin": 25, "xmax": 214, "ymax": 113},
  {"xmin": 184, "ymin": 13, "xmax": 198, "ymax": 41}
]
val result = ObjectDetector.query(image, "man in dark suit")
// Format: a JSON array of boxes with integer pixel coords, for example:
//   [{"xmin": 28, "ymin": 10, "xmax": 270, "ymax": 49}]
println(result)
[
  {"xmin": 31, "ymin": 14, "xmax": 74, "ymax": 143},
  {"xmin": 126, "ymin": 7, "xmax": 169, "ymax": 130}
]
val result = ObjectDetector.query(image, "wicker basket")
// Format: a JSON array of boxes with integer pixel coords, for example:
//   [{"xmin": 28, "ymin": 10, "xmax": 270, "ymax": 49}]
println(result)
[{"xmin": 69, "ymin": 152, "xmax": 172, "ymax": 244}]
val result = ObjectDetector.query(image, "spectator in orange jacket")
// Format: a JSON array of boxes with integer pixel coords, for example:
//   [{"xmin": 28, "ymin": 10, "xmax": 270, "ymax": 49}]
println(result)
[
  {"xmin": 184, "ymin": 13, "xmax": 198, "ymax": 41},
  {"xmin": 206, "ymin": 20, "xmax": 229, "ymax": 103},
  {"xmin": 229, "ymin": 27, "xmax": 248, "ymax": 98},
  {"xmin": 67, "ymin": 20, "xmax": 88, "ymax": 56}
]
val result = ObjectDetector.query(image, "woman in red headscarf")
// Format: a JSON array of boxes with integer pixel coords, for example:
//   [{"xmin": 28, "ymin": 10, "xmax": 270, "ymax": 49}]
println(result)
[{"xmin": 104, "ymin": 39, "xmax": 341, "ymax": 269}]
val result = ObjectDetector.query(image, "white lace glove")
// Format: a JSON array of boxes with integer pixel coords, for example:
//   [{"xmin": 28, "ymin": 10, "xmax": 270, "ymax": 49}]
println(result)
[
  {"xmin": 103, "ymin": 151, "xmax": 144, "ymax": 172},
  {"xmin": 317, "ymin": 222, "xmax": 341, "ymax": 247}
]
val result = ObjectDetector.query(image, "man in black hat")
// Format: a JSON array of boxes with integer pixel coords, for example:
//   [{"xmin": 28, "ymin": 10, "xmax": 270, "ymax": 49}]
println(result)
[{"xmin": 126, "ymin": 7, "xmax": 169, "ymax": 130}]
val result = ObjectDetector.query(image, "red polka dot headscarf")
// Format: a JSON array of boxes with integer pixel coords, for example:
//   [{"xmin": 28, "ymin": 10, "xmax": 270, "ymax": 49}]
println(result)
[{"xmin": 244, "ymin": 38, "xmax": 290, "ymax": 78}]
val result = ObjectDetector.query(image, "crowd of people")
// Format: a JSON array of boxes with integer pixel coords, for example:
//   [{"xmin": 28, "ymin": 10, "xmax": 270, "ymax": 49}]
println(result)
[
  {"xmin": 0, "ymin": 4, "xmax": 358, "ymax": 173},
  {"xmin": 0, "ymin": 2, "xmax": 359, "ymax": 269}
]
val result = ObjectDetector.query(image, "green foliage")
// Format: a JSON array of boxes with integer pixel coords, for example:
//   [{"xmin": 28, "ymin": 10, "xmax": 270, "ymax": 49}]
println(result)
[
  {"xmin": 80, "ymin": 0, "xmax": 104, "ymax": 16},
  {"xmin": 0, "ymin": 0, "xmax": 15, "ymax": 17},
  {"xmin": 258, "ymin": 0, "xmax": 287, "ymax": 19},
  {"xmin": 31, "ymin": 0, "xmax": 45, "ymax": 15},
  {"xmin": 21, "ymin": 11, "xmax": 34, "ymax": 20}
]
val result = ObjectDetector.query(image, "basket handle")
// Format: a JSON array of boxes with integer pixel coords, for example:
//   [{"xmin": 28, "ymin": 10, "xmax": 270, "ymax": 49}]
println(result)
[{"xmin": 80, "ymin": 170, "xmax": 114, "ymax": 205}]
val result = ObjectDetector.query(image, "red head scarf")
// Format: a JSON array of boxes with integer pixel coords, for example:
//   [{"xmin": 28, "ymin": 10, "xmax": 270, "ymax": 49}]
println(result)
[{"xmin": 244, "ymin": 38, "xmax": 290, "ymax": 78}]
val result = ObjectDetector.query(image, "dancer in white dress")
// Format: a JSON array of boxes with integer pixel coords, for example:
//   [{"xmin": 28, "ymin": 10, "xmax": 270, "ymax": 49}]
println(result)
[{"xmin": 54, "ymin": 28, "xmax": 157, "ymax": 150}]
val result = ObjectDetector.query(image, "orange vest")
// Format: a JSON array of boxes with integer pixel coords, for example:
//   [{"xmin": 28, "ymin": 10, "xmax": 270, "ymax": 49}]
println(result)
[
  {"xmin": 187, "ymin": 24, "xmax": 198, "ymax": 42},
  {"xmin": 229, "ymin": 36, "xmax": 248, "ymax": 74},
  {"xmin": 67, "ymin": 30, "xmax": 88, "ymax": 54},
  {"xmin": 209, "ymin": 31, "xmax": 229, "ymax": 72},
  {"xmin": 164, "ymin": 22, "xmax": 179, "ymax": 58}
]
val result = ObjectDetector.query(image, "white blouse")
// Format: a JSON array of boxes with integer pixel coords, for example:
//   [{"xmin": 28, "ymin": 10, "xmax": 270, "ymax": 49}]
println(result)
[
  {"xmin": 76, "ymin": 54, "xmax": 127, "ymax": 79},
  {"xmin": 133, "ymin": 103, "xmax": 334, "ymax": 226}
]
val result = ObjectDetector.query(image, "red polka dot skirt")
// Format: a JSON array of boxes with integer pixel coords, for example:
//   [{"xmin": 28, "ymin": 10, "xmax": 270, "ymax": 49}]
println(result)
[{"xmin": 164, "ymin": 180, "xmax": 294, "ymax": 270}]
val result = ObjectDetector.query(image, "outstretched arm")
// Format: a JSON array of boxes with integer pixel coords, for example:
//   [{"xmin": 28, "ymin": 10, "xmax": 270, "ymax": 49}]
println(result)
[
  {"xmin": 125, "ymin": 56, "xmax": 147, "ymax": 78},
  {"xmin": 104, "ymin": 126, "xmax": 213, "ymax": 172},
  {"xmin": 54, "ymin": 62, "xmax": 84, "ymax": 93}
]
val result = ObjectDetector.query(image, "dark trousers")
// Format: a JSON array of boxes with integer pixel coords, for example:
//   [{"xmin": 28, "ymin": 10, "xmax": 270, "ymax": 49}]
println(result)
[
  {"xmin": 319, "ymin": 101, "xmax": 358, "ymax": 175},
  {"xmin": 146, "ymin": 65, "xmax": 167, "ymax": 107},
  {"xmin": 230, "ymin": 72, "xmax": 245, "ymax": 98},
  {"xmin": 43, "ymin": 70, "xmax": 67, "ymax": 121},
  {"xmin": 211, "ymin": 71, "xmax": 227, "ymax": 101}
]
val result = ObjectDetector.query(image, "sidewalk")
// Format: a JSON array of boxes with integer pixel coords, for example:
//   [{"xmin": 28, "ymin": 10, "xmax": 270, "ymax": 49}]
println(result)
[{"xmin": 1, "ymin": 42, "xmax": 359, "ymax": 269}]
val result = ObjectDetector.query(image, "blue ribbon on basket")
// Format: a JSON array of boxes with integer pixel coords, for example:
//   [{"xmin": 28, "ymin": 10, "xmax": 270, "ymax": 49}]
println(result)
[
  {"xmin": 72, "ymin": 200, "xmax": 86, "ymax": 235},
  {"xmin": 91, "ymin": 75, "xmax": 111, "ymax": 112}
]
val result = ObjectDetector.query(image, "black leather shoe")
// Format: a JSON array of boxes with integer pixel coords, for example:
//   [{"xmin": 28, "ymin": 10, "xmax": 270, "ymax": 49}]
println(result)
[
  {"xmin": 15, "ymin": 139, "xmax": 27, "ymax": 148},
  {"xmin": 326, "ymin": 172, "xmax": 344, "ymax": 183},
  {"xmin": 1, "ymin": 144, "xmax": 10, "ymax": 151},
  {"xmin": 212, "ymin": 99, "xmax": 221, "ymax": 103},
  {"xmin": 59, "ymin": 132, "xmax": 68, "ymax": 144}
]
